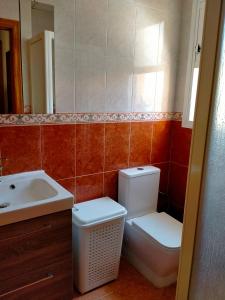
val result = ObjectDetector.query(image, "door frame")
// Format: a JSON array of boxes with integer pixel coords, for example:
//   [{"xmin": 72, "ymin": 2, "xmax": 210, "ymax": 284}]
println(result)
[
  {"xmin": 0, "ymin": 40, "xmax": 4, "ymax": 113},
  {"xmin": 0, "ymin": 18, "xmax": 23, "ymax": 113},
  {"xmin": 176, "ymin": 0, "xmax": 223, "ymax": 298}
]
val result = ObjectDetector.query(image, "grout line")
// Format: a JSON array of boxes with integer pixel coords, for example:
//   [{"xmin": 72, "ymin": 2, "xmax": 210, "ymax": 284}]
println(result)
[
  {"xmin": 104, "ymin": 169, "xmax": 119, "ymax": 174},
  {"xmin": 105, "ymin": 70, "xmax": 107, "ymax": 113},
  {"xmin": 105, "ymin": 0, "xmax": 108, "ymax": 114},
  {"xmin": 57, "ymin": 177, "xmax": 76, "ymax": 182},
  {"xmin": 73, "ymin": 50, "xmax": 76, "ymax": 113},
  {"xmin": 74, "ymin": 125, "xmax": 76, "ymax": 178},
  {"xmin": 75, "ymin": 168, "xmax": 120, "ymax": 180},
  {"xmin": 74, "ymin": 124, "xmax": 77, "ymax": 199},
  {"xmin": 74, "ymin": 0, "xmax": 77, "ymax": 113},
  {"xmin": 133, "ymin": 6, "xmax": 138, "ymax": 59},
  {"xmin": 149, "ymin": 122, "xmax": 154, "ymax": 163},
  {"xmin": 131, "ymin": 6, "xmax": 138, "ymax": 113},
  {"xmin": 60, "ymin": 169, "xmax": 121, "ymax": 182},
  {"xmin": 103, "ymin": 123, "xmax": 106, "ymax": 195},
  {"xmin": 106, "ymin": 0, "xmax": 109, "ymax": 51},
  {"xmin": 75, "ymin": 172, "xmax": 105, "ymax": 179},
  {"xmin": 102, "ymin": 172, "xmax": 104, "ymax": 197},
  {"xmin": 105, "ymin": 0, "xmax": 108, "ymax": 115},
  {"xmin": 167, "ymin": 121, "xmax": 173, "ymax": 207},
  {"xmin": 169, "ymin": 120, "xmax": 173, "ymax": 163},
  {"xmin": 170, "ymin": 161, "xmax": 189, "ymax": 168},
  {"xmin": 127, "ymin": 122, "xmax": 132, "ymax": 167},
  {"xmin": 74, "ymin": 0, "xmax": 76, "ymax": 50},
  {"xmin": 40, "ymin": 125, "xmax": 43, "ymax": 170},
  {"xmin": 152, "ymin": 161, "xmax": 171, "ymax": 166}
]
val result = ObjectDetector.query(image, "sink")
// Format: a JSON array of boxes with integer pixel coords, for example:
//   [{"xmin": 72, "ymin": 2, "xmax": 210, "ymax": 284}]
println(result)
[{"xmin": 0, "ymin": 170, "xmax": 74, "ymax": 226}]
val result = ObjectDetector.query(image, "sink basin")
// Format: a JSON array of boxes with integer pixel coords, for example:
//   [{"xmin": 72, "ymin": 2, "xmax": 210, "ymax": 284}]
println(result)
[{"xmin": 0, "ymin": 170, "xmax": 74, "ymax": 226}]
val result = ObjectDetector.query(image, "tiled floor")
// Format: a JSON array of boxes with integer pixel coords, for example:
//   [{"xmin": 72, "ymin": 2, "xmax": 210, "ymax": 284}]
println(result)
[{"xmin": 73, "ymin": 258, "xmax": 176, "ymax": 300}]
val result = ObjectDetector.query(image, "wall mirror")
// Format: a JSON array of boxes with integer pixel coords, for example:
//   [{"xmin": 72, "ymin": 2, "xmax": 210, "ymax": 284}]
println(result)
[
  {"xmin": 20, "ymin": 0, "xmax": 55, "ymax": 114},
  {"xmin": 0, "ymin": 0, "xmax": 204, "ymax": 118},
  {"xmin": 0, "ymin": 0, "xmax": 55, "ymax": 114},
  {"xmin": 0, "ymin": 18, "xmax": 23, "ymax": 113}
]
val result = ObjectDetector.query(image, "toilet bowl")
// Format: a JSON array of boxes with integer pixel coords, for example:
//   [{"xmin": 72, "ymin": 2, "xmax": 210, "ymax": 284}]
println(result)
[{"xmin": 118, "ymin": 166, "xmax": 183, "ymax": 288}]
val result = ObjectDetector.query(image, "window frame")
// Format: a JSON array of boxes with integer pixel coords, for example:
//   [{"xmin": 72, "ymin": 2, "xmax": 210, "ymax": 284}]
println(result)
[{"xmin": 182, "ymin": 0, "xmax": 206, "ymax": 128}]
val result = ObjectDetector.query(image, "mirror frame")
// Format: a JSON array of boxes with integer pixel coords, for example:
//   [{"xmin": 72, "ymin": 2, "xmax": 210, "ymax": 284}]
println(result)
[{"xmin": 0, "ymin": 18, "xmax": 23, "ymax": 113}]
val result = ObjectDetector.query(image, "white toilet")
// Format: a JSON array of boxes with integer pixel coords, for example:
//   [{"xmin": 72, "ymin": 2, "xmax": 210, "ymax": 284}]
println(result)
[{"xmin": 118, "ymin": 166, "xmax": 183, "ymax": 288}]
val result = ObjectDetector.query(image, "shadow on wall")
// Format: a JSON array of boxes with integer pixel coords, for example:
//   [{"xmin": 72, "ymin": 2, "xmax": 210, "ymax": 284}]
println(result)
[{"xmin": 157, "ymin": 121, "xmax": 192, "ymax": 221}]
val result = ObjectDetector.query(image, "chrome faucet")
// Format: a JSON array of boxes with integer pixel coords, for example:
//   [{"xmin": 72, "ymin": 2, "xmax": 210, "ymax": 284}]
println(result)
[{"xmin": 0, "ymin": 157, "xmax": 8, "ymax": 177}]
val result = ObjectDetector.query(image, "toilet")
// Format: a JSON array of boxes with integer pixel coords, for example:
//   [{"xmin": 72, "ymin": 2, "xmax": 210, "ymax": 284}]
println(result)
[{"xmin": 118, "ymin": 166, "xmax": 182, "ymax": 288}]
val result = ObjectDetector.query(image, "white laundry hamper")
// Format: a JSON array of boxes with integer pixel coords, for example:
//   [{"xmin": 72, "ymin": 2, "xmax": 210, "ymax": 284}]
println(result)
[{"xmin": 72, "ymin": 197, "xmax": 127, "ymax": 294}]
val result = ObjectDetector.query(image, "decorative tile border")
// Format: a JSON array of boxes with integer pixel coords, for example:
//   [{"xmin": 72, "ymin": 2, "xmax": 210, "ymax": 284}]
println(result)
[{"xmin": 0, "ymin": 112, "xmax": 182, "ymax": 126}]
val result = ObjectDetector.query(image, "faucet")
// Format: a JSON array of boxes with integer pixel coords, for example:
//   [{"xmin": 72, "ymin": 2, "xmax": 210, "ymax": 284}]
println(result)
[{"xmin": 0, "ymin": 157, "xmax": 8, "ymax": 177}]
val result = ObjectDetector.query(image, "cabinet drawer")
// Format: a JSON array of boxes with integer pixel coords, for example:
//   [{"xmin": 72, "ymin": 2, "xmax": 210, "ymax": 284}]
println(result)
[
  {"xmin": 0, "ymin": 210, "xmax": 72, "ymax": 281},
  {"xmin": 0, "ymin": 259, "xmax": 73, "ymax": 300},
  {"xmin": 0, "ymin": 210, "xmax": 71, "ymax": 240}
]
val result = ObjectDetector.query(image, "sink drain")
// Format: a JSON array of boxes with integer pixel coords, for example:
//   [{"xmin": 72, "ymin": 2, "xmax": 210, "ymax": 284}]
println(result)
[{"xmin": 0, "ymin": 202, "xmax": 10, "ymax": 209}]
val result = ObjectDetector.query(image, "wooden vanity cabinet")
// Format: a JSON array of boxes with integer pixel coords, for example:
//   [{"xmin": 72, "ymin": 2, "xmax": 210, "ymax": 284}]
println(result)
[{"xmin": 0, "ymin": 210, "xmax": 73, "ymax": 300}]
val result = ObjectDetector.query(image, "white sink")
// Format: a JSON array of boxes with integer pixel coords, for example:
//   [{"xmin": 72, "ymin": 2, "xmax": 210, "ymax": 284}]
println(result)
[{"xmin": 0, "ymin": 170, "xmax": 74, "ymax": 226}]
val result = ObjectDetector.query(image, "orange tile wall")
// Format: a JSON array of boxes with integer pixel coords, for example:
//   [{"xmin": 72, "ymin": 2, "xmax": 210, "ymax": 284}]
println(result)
[
  {"xmin": 0, "ymin": 121, "xmax": 191, "ymax": 220},
  {"xmin": 168, "ymin": 121, "xmax": 192, "ymax": 220}
]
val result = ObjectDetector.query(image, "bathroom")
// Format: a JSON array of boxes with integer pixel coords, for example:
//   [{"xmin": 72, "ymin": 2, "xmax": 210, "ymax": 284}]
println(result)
[{"xmin": 1, "ymin": 0, "xmax": 225, "ymax": 299}]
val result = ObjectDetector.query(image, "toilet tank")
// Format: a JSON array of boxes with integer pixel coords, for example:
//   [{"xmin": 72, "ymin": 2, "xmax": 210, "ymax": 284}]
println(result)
[{"xmin": 118, "ymin": 166, "xmax": 160, "ymax": 219}]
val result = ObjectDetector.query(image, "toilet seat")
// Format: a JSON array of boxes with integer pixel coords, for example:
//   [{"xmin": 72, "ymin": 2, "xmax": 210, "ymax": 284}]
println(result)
[{"xmin": 131, "ymin": 212, "xmax": 182, "ymax": 250}]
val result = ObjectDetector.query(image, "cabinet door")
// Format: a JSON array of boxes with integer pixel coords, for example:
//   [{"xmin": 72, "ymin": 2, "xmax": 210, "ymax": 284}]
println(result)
[
  {"xmin": 0, "ymin": 258, "xmax": 73, "ymax": 300},
  {"xmin": 0, "ymin": 210, "xmax": 72, "ymax": 288}
]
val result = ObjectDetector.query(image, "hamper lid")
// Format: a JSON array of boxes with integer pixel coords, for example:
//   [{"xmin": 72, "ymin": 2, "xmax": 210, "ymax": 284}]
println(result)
[{"xmin": 72, "ymin": 197, "xmax": 127, "ymax": 227}]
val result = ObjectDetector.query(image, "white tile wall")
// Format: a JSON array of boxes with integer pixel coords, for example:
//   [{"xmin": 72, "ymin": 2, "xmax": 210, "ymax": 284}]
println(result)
[
  {"xmin": 75, "ymin": 0, "xmax": 108, "ymax": 50},
  {"xmin": 175, "ymin": 0, "xmax": 193, "ymax": 112},
  {"xmin": 75, "ymin": 0, "xmax": 181, "ymax": 112},
  {"xmin": 74, "ymin": 0, "xmax": 181, "ymax": 113},
  {"xmin": 18, "ymin": 0, "xmax": 183, "ymax": 113},
  {"xmin": 54, "ymin": 0, "xmax": 75, "ymax": 50},
  {"xmin": 135, "ymin": 0, "xmax": 181, "ymax": 13},
  {"xmin": 106, "ymin": 55, "xmax": 133, "ymax": 112},
  {"xmin": 132, "ymin": 4, "xmax": 180, "ymax": 112},
  {"xmin": 75, "ymin": 46, "xmax": 106, "ymax": 113},
  {"xmin": 0, "ymin": 0, "xmax": 19, "ymax": 20},
  {"xmin": 55, "ymin": 47, "xmax": 75, "ymax": 113},
  {"xmin": 107, "ymin": 0, "xmax": 136, "ymax": 58}
]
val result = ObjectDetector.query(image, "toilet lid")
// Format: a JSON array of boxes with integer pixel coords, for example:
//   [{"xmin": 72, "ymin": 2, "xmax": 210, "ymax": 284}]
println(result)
[{"xmin": 132, "ymin": 212, "xmax": 183, "ymax": 249}]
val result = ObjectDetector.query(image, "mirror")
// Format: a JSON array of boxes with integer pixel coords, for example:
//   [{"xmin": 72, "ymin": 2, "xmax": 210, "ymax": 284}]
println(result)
[
  {"xmin": 0, "ymin": 0, "xmax": 55, "ymax": 114},
  {"xmin": 21, "ymin": 0, "xmax": 55, "ymax": 114},
  {"xmin": 0, "ymin": 18, "xmax": 23, "ymax": 113},
  {"xmin": 0, "ymin": 30, "xmax": 11, "ymax": 113},
  {"xmin": 0, "ymin": 0, "xmax": 198, "ymax": 117}
]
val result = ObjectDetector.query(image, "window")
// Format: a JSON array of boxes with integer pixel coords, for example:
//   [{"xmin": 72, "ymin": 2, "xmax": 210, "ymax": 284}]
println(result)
[{"xmin": 182, "ymin": 0, "xmax": 206, "ymax": 128}]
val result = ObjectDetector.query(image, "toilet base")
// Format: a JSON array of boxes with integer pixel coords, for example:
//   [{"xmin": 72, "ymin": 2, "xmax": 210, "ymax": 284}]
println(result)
[{"xmin": 123, "ymin": 247, "xmax": 177, "ymax": 288}]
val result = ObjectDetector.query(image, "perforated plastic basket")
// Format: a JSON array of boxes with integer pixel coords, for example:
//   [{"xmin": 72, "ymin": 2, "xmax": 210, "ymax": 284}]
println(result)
[{"xmin": 72, "ymin": 197, "xmax": 127, "ymax": 293}]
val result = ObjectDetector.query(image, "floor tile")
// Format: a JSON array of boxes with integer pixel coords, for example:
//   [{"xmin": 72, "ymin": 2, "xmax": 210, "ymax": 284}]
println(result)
[{"xmin": 73, "ymin": 258, "xmax": 176, "ymax": 300}]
